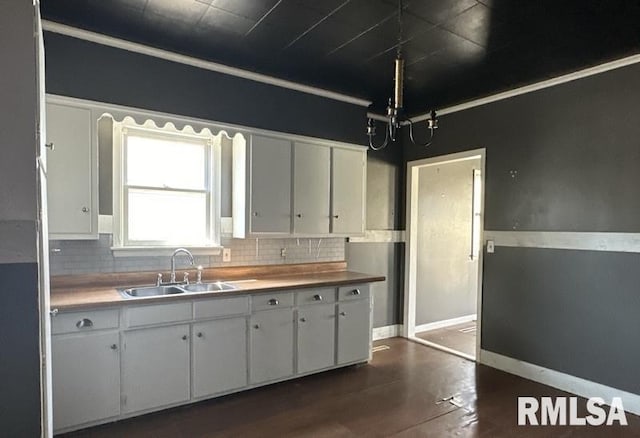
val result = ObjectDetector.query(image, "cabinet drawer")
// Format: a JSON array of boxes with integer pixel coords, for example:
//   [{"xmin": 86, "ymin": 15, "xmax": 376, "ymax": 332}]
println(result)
[
  {"xmin": 52, "ymin": 308, "xmax": 119, "ymax": 334},
  {"xmin": 338, "ymin": 284, "xmax": 370, "ymax": 301},
  {"xmin": 296, "ymin": 288, "xmax": 336, "ymax": 305},
  {"xmin": 252, "ymin": 292, "xmax": 294, "ymax": 311},
  {"xmin": 125, "ymin": 302, "xmax": 192, "ymax": 327},
  {"xmin": 194, "ymin": 296, "xmax": 249, "ymax": 320}
]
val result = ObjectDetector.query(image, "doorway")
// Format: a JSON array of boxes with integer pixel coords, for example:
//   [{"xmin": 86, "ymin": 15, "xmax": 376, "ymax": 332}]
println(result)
[{"xmin": 403, "ymin": 149, "xmax": 485, "ymax": 361}]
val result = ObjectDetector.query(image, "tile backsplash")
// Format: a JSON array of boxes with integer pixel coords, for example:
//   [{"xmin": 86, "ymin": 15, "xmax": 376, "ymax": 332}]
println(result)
[{"xmin": 50, "ymin": 234, "xmax": 346, "ymax": 276}]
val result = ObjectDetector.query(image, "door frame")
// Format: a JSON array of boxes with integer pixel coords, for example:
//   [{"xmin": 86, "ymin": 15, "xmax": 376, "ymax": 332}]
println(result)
[{"xmin": 403, "ymin": 148, "xmax": 486, "ymax": 361}]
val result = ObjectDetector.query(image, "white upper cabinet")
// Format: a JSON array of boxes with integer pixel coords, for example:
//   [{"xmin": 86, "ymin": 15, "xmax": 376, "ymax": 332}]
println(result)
[
  {"xmin": 331, "ymin": 147, "xmax": 366, "ymax": 235},
  {"xmin": 234, "ymin": 134, "xmax": 292, "ymax": 237},
  {"xmin": 46, "ymin": 102, "xmax": 98, "ymax": 239},
  {"xmin": 292, "ymin": 142, "xmax": 330, "ymax": 235},
  {"xmin": 233, "ymin": 133, "xmax": 366, "ymax": 238}
]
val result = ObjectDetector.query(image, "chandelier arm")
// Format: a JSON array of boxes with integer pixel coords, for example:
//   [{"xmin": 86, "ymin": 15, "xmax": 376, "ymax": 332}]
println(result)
[
  {"xmin": 407, "ymin": 118, "xmax": 435, "ymax": 148},
  {"xmin": 368, "ymin": 119, "xmax": 390, "ymax": 151}
]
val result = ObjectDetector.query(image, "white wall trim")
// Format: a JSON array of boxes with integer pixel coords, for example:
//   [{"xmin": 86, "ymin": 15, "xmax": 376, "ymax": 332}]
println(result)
[
  {"xmin": 480, "ymin": 349, "xmax": 640, "ymax": 416},
  {"xmin": 411, "ymin": 53, "xmax": 640, "ymax": 122},
  {"xmin": 372, "ymin": 324, "xmax": 402, "ymax": 341},
  {"xmin": 414, "ymin": 314, "xmax": 476, "ymax": 334},
  {"xmin": 484, "ymin": 231, "xmax": 640, "ymax": 253},
  {"xmin": 410, "ymin": 336, "xmax": 475, "ymax": 362},
  {"xmin": 42, "ymin": 20, "xmax": 372, "ymax": 108},
  {"xmin": 349, "ymin": 230, "xmax": 405, "ymax": 243}
]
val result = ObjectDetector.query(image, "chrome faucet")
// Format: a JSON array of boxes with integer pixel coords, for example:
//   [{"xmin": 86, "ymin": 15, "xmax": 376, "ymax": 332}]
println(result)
[{"xmin": 170, "ymin": 248, "xmax": 194, "ymax": 283}]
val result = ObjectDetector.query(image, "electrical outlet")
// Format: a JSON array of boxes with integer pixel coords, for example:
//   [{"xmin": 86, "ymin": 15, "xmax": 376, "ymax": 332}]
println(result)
[
  {"xmin": 280, "ymin": 247, "xmax": 287, "ymax": 258},
  {"xmin": 222, "ymin": 248, "xmax": 231, "ymax": 262},
  {"xmin": 486, "ymin": 240, "xmax": 495, "ymax": 254}
]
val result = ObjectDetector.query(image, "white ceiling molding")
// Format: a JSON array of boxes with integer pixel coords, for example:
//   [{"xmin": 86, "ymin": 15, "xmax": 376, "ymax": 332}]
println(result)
[
  {"xmin": 411, "ymin": 53, "xmax": 640, "ymax": 122},
  {"xmin": 42, "ymin": 20, "xmax": 372, "ymax": 108}
]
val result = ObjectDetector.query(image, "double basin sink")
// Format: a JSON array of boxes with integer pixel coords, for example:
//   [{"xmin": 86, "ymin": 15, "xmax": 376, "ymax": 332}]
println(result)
[{"xmin": 120, "ymin": 281, "xmax": 237, "ymax": 298}]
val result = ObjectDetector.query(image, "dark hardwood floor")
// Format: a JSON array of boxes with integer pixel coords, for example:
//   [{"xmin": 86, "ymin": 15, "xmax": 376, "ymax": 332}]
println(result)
[{"xmin": 60, "ymin": 338, "xmax": 640, "ymax": 437}]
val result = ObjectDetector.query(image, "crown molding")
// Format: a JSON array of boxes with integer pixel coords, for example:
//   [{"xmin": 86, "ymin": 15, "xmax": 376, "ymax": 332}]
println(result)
[
  {"xmin": 42, "ymin": 20, "xmax": 372, "ymax": 108},
  {"xmin": 410, "ymin": 53, "xmax": 640, "ymax": 122}
]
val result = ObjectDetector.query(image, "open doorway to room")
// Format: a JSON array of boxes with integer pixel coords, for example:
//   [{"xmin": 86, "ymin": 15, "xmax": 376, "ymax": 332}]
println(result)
[{"xmin": 404, "ymin": 149, "xmax": 485, "ymax": 361}]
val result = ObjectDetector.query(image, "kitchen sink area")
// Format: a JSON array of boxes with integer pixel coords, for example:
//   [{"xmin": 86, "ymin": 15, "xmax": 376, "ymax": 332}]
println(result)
[{"xmin": 120, "ymin": 281, "xmax": 238, "ymax": 298}]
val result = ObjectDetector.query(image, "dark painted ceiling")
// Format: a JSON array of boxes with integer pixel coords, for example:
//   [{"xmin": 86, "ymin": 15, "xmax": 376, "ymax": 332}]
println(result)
[{"xmin": 41, "ymin": 0, "xmax": 640, "ymax": 115}]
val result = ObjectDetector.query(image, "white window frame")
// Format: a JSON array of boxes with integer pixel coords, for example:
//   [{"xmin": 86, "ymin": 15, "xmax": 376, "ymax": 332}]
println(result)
[{"xmin": 112, "ymin": 120, "xmax": 222, "ymax": 256}]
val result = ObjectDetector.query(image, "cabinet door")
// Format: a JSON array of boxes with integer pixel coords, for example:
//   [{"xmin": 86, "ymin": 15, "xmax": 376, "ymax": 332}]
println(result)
[
  {"xmin": 192, "ymin": 317, "xmax": 247, "ymax": 398},
  {"xmin": 249, "ymin": 308, "xmax": 294, "ymax": 384},
  {"xmin": 297, "ymin": 303, "xmax": 335, "ymax": 374},
  {"xmin": 331, "ymin": 148, "xmax": 366, "ymax": 235},
  {"xmin": 337, "ymin": 299, "xmax": 371, "ymax": 364},
  {"xmin": 52, "ymin": 332, "xmax": 120, "ymax": 431},
  {"xmin": 250, "ymin": 135, "xmax": 291, "ymax": 233},
  {"xmin": 293, "ymin": 142, "xmax": 330, "ymax": 234},
  {"xmin": 46, "ymin": 103, "xmax": 96, "ymax": 238},
  {"xmin": 122, "ymin": 325, "xmax": 190, "ymax": 413}
]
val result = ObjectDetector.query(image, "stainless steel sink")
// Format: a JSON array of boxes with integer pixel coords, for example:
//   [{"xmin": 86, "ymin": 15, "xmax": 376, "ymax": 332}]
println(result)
[
  {"xmin": 182, "ymin": 282, "xmax": 237, "ymax": 293},
  {"xmin": 120, "ymin": 285, "xmax": 186, "ymax": 298}
]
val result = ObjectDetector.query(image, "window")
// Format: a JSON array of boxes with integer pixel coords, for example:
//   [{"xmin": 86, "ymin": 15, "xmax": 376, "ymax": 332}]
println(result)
[{"xmin": 113, "ymin": 121, "xmax": 221, "ymax": 252}]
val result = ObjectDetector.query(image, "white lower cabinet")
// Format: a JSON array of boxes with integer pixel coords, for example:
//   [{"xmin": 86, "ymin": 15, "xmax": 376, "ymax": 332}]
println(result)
[
  {"xmin": 192, "ymin": 317, "xmax": 248, "ymax": 398},
  {"xmin": 297, "ymin": 303, "xmax": 336, "ymax": 374},
  {"xmin": 52, "ymin": 332, "xmax": 120, "ymax": 430},
  {"xmin": 250, "ymin": 308, "xmax": 294, "ymax": 384},
  {"xmin": 122, "ymin": 324, "xmax": 191, "ymax": 414},
  {"xmin": 337, "ymin": 298, "xmax": 371, "ymax": 365}
]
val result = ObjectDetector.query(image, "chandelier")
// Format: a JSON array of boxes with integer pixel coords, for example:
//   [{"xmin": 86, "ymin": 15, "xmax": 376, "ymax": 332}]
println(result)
[{"xmin": 366, "ymin": 0, "xmax": 438, "ymax": 151}]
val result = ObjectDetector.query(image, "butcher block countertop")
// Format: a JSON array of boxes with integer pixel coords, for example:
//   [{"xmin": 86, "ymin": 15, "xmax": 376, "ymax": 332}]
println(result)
[{"xmin": 50, "ymin": 261, "xmax": 385, "ymax": 311}]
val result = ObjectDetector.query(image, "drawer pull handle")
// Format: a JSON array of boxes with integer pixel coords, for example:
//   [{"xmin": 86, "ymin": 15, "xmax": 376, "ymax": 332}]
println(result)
[
  {"xmin": 351, "ymin": 289, "xmax": 361, "ymax": 296},
  {"xmin": 313, "ymin": 294, "xmax": 323, "ymax": 301},
  {"xmin": 110, "ymin": 344, "xmax": 118, "ymax": 350},
  {"xmin": 76, "ymin": 318, "xmax": 93, "ymax": 329},
  {"xmin": 197, "ymin": 332, "xmax": 204, "ymax": 338},
  {"xmin": 268, "ymin": 298, "xmax": 279, "ymax": 306},
  {"xmin": 299, "ymin": 317, "xmax": 307, "ymax": 323}
]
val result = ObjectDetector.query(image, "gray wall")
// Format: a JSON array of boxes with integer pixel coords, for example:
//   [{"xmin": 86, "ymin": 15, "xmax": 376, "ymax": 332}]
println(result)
[
  {"xmin": 0, "ymin": 1, "xmax": 42, "ymax": 436},
  {"xmin": 404, "ymin": 62, "xmax": 640, "ymax": 391}
]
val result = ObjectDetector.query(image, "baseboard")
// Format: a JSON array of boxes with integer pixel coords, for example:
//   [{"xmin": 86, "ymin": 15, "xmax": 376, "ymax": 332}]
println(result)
[
  {"xmin": 414, "ymin": 314, "xmax": 476, "ymax": 334},
  {"xmin": 480, "ymin": 349, "xmax": 640, "ymax": 416},
  {"xmin": 372, "ymin": 324, "xmax": 403, "ymax": 341}
]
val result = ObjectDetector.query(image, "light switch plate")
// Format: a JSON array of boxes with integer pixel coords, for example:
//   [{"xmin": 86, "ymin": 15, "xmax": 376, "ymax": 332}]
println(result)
[
  {"xmin": 486, "ymin": 240, "xmax": 495, "ymax": 253},
  {"xmin": 222, "ymin": 248, "xmax": 231, "ymax": 262}
]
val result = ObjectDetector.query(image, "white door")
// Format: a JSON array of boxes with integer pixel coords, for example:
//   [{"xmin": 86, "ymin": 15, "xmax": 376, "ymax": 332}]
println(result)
[
  {"xmin": 293, "ymin": 142, "xmax": 330, "ymax": 234},
  {"xmin": 249, "ymin": 309, "xmax": 294, "ymax": 384},
  {"xmin": 337, "ymin": 299, "xmax": 371, "ymax": 364},
  {"xmin": 250, "ymin": 135, "xmax": 291, "ymax": 233},
  {"xmin": 192, "ymin": 317, "xmax": 247, "ymax": 398},
  {"xmin": 122, "ymin": 325, "xmax": 190, "ymax": 413},
  {"xmin": 45, "ymin": 103, "xmax": 94, "ymax": 237},
  {"xmin": 297, "ymin": 303, "xmax": 335, "ymax": 373},
  {"xmin": 52, "ymin": 332, "xmax": 120, "ymax": 431},
  {"xmin": 331, "ymin": 148, "xmax": 365, "ymax": 235}
]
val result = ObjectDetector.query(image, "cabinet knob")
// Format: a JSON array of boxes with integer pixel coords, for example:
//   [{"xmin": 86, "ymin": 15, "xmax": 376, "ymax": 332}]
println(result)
[
  {"xmin": 76, "ymin": 318, "xmax": 93, "ymax": 329},
  {"xmin": 253, "ymin": 324, "xmax": 260, "ymax": 330},
  {"xmin": 196, "ymin": 332, "xmax": 203, "ymax": 338},
  {"xmin": 252, "ymin": 211, "xmax": 259, "ymax": 217},
  {"xmin": 333, "ymin": 215, "xmax": 339, "ymax": 219},
  {"xmin": 351, "ymin": 289, "xmax": 361, "ymax": 296},
  {"xmin": 313, "ymin": 294, "xmax": 323, "ymax": 301},
  {"xmin": 181, "ymin": 335, "xmax": 188, "ymax": 341},
  {"xmin": 45, "ymin": 142, "xmax": 55, "ymax": 151},
  {"xmin": 268, "ymin": 298, "xmax": 279, "ymax": 306},
  {"xmin": 299, "ymin": 317, "xmax": 307, "ymax": 323},
  {"xmin": 110, "ymin": 344, "xmax": 118, "ymax": 350},
  {"xmin": 340, "ymin": 311, "xmax": 347, "ymax": 317},
  {"xmin": 81, "ymin": 206, "xmax": 90, "ymax": 213},
  {"xmin": 296, "ymin": 213, "xmax": 303, "ymax": 218},
  {"xmin": 49, "ymin": 308, "xmax": 59, "ymax": 317}
]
